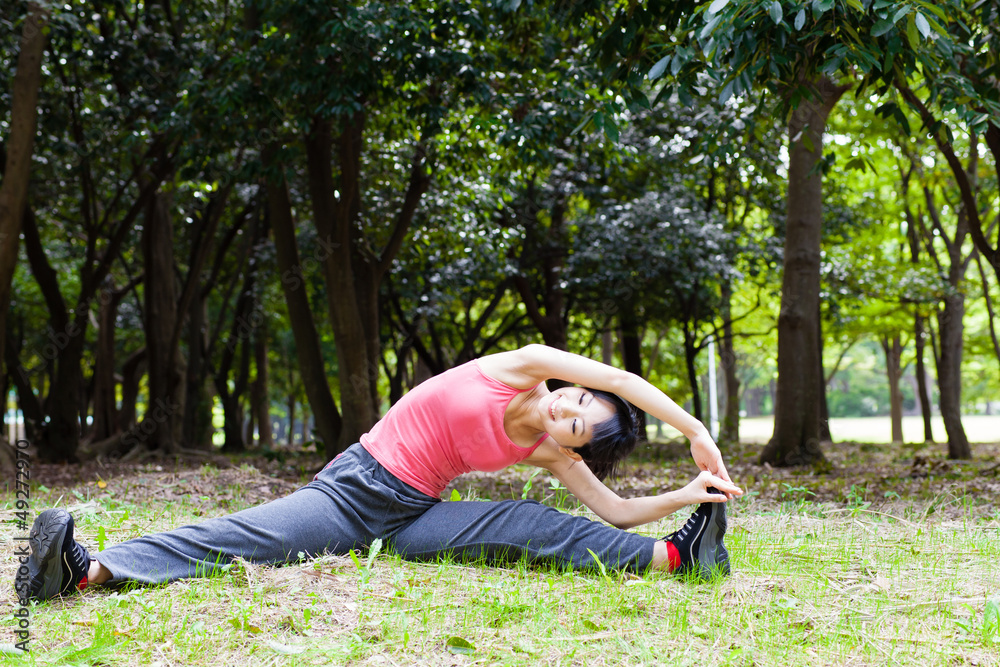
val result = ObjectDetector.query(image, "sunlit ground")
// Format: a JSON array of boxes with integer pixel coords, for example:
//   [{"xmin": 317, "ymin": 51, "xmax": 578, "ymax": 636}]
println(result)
[
  {"xmin": 738, "ymin": 415, "xmax": 1000, "ymax": 445},
  {"xmin": 651, "ymin": 415, "xmax": 1000, "ymax": 445}
]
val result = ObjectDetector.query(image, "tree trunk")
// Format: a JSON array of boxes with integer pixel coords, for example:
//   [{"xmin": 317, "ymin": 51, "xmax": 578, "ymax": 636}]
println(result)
[
  {"xmin": 307, "ymin": 115, "xmax": 430, "ymax": 448},
  {"xmin": 118, "ymin": 348, "xmax": 145, "ymax": 433},
  {"xmin": 90, "ymin": 281, "xmax": 124, "ymax": 442},
  {"xmin": 618, "ymin": 304, "xmax": 647, "ymax": 433},
  {"xmin": 0, "ymin": 2, "xmax": 48, "ymax": 393},
  {"xmin": 913, "ymin": 314, "xmax": 934, "ymax": 442},
  {"xmin": 817, "ymin": 303, "xmax": 833, "ymax": 443},
  {"xmin": 760, "ymin": 77, "xmax": 847, "ymax": 467},
  {"xmin": 512, "ymin": 193, "xmax": 569, "ymax": 353},
  {"xmin": 215, "ymin": 219, "xmax": 263, "ymax": 454},
  {"xmin": 719, "ymin": 281, "xmax": 740, "ymax": 444},
  {"xmin": 141, "ymin": 191, "xmax": 181, "ymax": 454},
  {"xmin": 0, "ymin": 4, "xmax": 48, "ymax": 480},
  {"xmin": 252, "ymin": 324, "xmax": 272, "ymax": 448},
  {"xmin": 881, "ymin": 334, "xmax": 904, "ymax": 443},
  {"xmin": 936, "ymin": 293, "xmax": 971, "ymax": 458},
  {"xmin": 4, "ymin": 326, "xmax": 43, "ymax": 443},
  {"xmin": 264, "ymin": 142, "xmax": 343, "ymax": 458},
  {"xmin": 974, "ymin": 251, "xmax": 1000, "ymax": 378},
  {"xmin": 681, "ymin": 322, "xmax": 703, "ymax": 424},
  {"xmin": 303, "ymin": 118, "xmax": 377, "ymax": 449},
  {"xmin": 916, "ymin": 155, "xmax": 973, "ymax": 458},
  {"xmin": 43, "ymin": 319, "xmax": 87, "ymax": 461},
  {"xmin": 182, "ymin": 297, "xmax": 214, "ymax": 449},
  {"xmin": 904, "ymin": 193, "xmax": 935, "ymax": 444},
  {"xmin": 20, "ymin": 205, "xmax": 86, "ymax": 460}
]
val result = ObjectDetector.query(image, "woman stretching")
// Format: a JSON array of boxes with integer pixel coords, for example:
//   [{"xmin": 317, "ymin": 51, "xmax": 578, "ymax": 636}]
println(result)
[{"xmin": 21, "ymin": 344, "xmax": 742, "ymax": 602}]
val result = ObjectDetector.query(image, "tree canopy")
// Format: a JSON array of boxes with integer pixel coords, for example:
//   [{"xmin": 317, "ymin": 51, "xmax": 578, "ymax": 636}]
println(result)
[{"xmin": 1, "ymin": 0, "xmax": 998, "ymax": 476}]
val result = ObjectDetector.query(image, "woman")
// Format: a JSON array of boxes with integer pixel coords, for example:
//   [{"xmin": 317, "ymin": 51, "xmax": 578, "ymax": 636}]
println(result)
[{"xmin": 21, "ymin": 344, "xmax": 742, "ymax": 602}]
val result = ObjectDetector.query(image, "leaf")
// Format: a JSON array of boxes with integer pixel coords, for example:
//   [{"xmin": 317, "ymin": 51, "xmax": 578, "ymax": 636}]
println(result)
[
  {"xmin": 366, "ymin": 537, "xmax": 383, "ymax": 569},
  {"xmin": 985, "ymin": 598, "xmax": 1000, "ymax": 637},
  {"xmin": 570, "ymin": 112, "xmax": 594, "ymax": 136},
  {"xmin": 700, "ymin": 15, "xmax": 724, "ymax": 41},
  {"xmin": 348, "ymin": 548, "xmax": 362, "ymax": 569},
  {"xmin": 229, "ymin": 619, "xmax": 261, "ymax": 634},
  {"xmin": 603, "ymin": 117, "xmax": 620, "ymax": 144},
  {"xmin": 844, "ymin": 157, "xmax": 867, "ymax": 172},
  {"xmin": 670, "ymin": 53, "xmax": 685, "ymax": 75},
  {"xmin": 794, "ymin": 8, "xmax": 806, "ymax": 30},
  {"xmin": 812, "ymin": 0, "xmax": 834, "ymax": 18},
  {"xmin": 875, "ymin": 101, "xmax": 898, "ymax": 118},
  {"xmin": 915, "ymin": 12, "xmax": 930, "ymax": 37},
  {"xmin": 587, "ymin": 548, "xmax": 609, "ymax": 578},
  {"xmin": 801, "ymin": 132, "xmax": 815, "ymax": 153},
  {"xmin": 871, "ymin": 18, "xmax": 895, "ymax": 37},
  {"xmin": 892, "ymin": 106, "xmax": 911, "ymax": 135},
  {"xmin": 769, "ymin": 0, "xmax": 784, "ymax": 25},
  {"xmin": 647, "ymin": 55, "xmax": 671, "ymax": 81},
  {"xmin": 718, "ymin": 79, "xmax": 735, "ymax": 105},
  {"xmin": 445, "ymin": 636, "xmax": 476, "ymax": 655},
  {"xmin": 708, "ymin": 0, "xmax": 730, "ymax": 14},
  {"xmin": 905, "ymin": 13, "xmax": 920, "ymax": 46},
  {"xmin": 892, "ymin": 5, "xmax": 910, "ymax": 23},
  {"xmin": 450, "ymin": 489, "xmax": 461, "ymax": 501}
]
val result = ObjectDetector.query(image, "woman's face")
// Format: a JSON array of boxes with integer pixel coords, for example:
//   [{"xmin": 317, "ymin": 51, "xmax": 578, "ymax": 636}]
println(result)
[{"xmin": 543, "ymin": 386, "xmax": 614, "ymax": 449}]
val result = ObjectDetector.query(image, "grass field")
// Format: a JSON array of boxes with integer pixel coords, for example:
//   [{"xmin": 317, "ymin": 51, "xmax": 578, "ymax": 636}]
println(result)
[{"xmin": 3, "ymin": 437, "xmax": 999, "ymax": 666}]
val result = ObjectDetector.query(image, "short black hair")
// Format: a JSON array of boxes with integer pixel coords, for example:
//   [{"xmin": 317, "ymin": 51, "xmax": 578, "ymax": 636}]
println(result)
[{"xmin": 574, "ymin": 388, "xmax": 641, "ymax": 480}]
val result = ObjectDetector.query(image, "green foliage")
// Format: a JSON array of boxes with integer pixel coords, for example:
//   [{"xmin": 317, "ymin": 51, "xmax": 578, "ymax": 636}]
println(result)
[
  {"xmin": 3, "ymin": 0, "xmax": 1000, "ymax": 461},
  {"xmin": 646, "ymin": 0, "xmax": 960, "ymax": 111}
]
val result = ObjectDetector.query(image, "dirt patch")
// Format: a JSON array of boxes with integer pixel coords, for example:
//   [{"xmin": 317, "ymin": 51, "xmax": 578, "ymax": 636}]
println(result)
[{"xmin": 17, "ymin": 439, "xmax": 1000, "ymax": 521}]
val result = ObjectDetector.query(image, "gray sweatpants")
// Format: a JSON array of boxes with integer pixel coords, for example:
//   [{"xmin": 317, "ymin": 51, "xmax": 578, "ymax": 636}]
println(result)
[{"xmin": 96, "ymin": 444, "xmax": 657, "ymax": 584}]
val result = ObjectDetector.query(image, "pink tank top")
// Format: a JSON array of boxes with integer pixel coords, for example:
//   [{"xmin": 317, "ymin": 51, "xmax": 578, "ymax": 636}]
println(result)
[{"xmin": 360, "ymin": 359, "xmax": 548, "ymax": 497}]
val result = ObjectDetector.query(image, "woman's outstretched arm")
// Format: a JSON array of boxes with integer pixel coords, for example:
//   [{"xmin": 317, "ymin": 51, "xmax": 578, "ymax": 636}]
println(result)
[
  {"xmin": 524, "ymin": 442, "xmax": 739, "ymax": 529},
  {"xmin": 481, "ymin": 344, "xmax": 735, "ymax": 484}
]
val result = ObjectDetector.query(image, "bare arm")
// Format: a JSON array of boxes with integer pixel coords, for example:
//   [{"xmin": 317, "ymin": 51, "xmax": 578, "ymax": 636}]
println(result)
[
  {"xmin": 524, "ymin": 441, "xmax": 738, "ymax": 529},
  {"xmin": 480, "ymin": 344, "xmax": 736, "ymax": 484}
]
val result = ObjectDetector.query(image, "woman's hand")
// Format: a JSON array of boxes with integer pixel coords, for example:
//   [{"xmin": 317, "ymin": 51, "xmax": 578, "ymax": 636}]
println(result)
[
  {"xmin": 677, "ymin": 470, "xmax": 743, "ymax": 506},
  {"xmin": 689, "ymin": 429, "xmax": 734, "ymax": 485}
]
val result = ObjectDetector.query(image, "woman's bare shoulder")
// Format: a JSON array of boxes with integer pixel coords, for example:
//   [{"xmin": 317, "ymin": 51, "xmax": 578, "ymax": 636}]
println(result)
[{"xmin": 475, "ymin": 346, "xmax": 549, "ymax": 389}]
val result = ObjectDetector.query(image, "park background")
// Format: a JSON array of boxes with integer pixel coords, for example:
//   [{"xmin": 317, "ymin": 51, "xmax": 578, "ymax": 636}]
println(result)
[{"xmin": 2, "ymin": 1, "xmax": 999, "ymax": 665}]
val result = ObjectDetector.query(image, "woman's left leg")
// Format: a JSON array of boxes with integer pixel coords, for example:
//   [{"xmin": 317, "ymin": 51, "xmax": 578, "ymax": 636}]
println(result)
[{"xmin": 388, "ymin": 499, "xmax": 659, "ymax": 573}]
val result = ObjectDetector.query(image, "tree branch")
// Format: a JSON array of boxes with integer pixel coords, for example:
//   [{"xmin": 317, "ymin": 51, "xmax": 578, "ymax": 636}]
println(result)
[
  {"xmin": 896, "ymin": 82, "xmax": 999, "ymax": 272},
  {"xmin": 376, "ymin": 141, "xmax": 431, "ymax": 279}
]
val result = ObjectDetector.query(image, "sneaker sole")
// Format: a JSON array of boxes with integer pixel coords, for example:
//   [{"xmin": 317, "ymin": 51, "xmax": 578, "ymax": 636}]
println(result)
[
  {"xmin": 27, "ymin": 509, "xmax": 74, "ymax": 601},
  {"xmin": 695, "ymin": 501, "xmax": 729, "ymax": 579}
]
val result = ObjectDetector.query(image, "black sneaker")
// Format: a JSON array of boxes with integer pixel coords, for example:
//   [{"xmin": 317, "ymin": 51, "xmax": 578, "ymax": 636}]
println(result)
[
  {"xmin": 20, "ymin": 509, "xmax": 92, "ymax": 602},
  {"xmin": 664, "ymin": 488, "xmax": 729, "ymax": 580}
]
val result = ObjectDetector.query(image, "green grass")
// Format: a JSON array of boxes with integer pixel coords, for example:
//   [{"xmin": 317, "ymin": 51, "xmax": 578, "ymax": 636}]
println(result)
[{"xmin": 3, "ymin": 440, "xmax": 999, "ymax": 666}]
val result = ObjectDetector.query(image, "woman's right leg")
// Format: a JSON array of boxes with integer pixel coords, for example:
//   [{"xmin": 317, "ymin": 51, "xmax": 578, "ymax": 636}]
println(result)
[
  {"xmin": 94, "ymin": 444, "xmax": 438, "ymax": 585},
  {"xmin": 388, "ymin": 497, "xmax": 729, "ymax": 579},
  {"xmin": 388, "ymin": 499, "xmax": 658, "ymax": 573}
]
